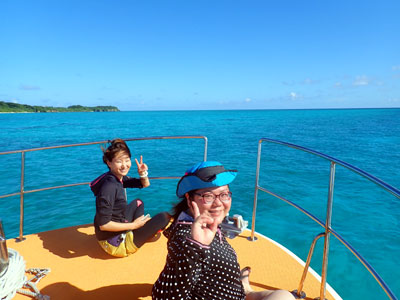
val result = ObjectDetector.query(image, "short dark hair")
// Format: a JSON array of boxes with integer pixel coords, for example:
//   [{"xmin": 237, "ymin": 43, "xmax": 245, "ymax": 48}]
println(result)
[{"xmin": 102, "ymin": 138, "xmax": 131, "ymax": 165}]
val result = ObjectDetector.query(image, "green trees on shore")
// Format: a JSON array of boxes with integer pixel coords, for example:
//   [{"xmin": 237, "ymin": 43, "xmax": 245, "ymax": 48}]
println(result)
[{"xmin": 0, "ymin": 101, "xmax": 119, "ymax": 113}]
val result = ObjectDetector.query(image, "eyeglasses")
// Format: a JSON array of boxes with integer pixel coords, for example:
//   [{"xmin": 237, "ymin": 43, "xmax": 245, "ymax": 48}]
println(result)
[{"xmin": 193, "ymin": 191, "xmax": 232, "ymax": 204}]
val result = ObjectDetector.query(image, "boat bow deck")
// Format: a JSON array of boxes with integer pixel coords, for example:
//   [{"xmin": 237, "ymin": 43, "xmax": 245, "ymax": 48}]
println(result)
[{"xmin": 7, "ymin": 224, "xmax": 339, "ymax": 300}]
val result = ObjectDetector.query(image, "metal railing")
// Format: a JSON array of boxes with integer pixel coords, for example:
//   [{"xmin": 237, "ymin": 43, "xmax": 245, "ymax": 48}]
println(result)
[
  {"xmin": 250, "ymin": 138, "xmax": 399, "ymax": 300},
  {"xmin": 0, "ymin": 135, "xmax": 208, "ymax": 241}
]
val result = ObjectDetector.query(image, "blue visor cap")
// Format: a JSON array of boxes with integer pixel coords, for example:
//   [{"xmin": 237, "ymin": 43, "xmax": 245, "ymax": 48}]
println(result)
[{"xmin": 176, "ymin": 161, "xmax": 237, "ymax": 197}]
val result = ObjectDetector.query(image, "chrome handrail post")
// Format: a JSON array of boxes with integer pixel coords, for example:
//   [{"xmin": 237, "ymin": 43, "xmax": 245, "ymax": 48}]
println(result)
[
  {"xmin": 319, "ymin": 161, "xmax": 336, "ymax": 300},
  {"xmin": 203, "ymin": 136, "xmax": 208, "ymax": 161},
  {"xmin": 250, "ymin": 139, "xmax": 262, "ymax": 241},
  {"xmin": 294, "ymin": 232, "xmax": 325, "ymax": 299},
  {"xmin": 18, "ymin": 151, "xmax": 26, "ymax": 242}
]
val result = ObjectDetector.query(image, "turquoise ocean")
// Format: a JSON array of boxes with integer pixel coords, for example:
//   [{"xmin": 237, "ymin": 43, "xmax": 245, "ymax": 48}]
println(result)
[{"xmin": 0, "ymin": 108, "xmax": 399, "ymax": 299}]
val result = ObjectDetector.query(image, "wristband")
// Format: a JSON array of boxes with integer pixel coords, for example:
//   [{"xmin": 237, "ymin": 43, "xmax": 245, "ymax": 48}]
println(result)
[{"xmin": 139, "ymin": 170, "xmax": 148, "ymax": 178}]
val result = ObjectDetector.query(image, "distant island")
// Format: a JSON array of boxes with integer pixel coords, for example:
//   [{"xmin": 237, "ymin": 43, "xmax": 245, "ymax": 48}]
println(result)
[{"xmin": 0, "ymin": 101, "xmax": 119, "ymax": 113}]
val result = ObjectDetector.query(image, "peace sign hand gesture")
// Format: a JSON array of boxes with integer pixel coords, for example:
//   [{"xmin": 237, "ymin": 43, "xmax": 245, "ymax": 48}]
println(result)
[
  {"xmin": 191, "ymin": 201, "xmax": 218, "ymax": 245},
  {"xmin": 135, "ymin": 155, "xmax": 148, "ymax": 175}
]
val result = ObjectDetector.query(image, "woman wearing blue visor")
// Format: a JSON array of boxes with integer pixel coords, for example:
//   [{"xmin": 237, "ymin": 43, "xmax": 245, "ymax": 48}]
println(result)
[{"xmin": 152, "ymin": 161, "xmax": 295, "ymax": 300}]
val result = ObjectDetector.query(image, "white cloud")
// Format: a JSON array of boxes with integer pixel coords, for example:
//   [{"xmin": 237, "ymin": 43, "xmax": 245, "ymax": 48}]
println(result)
[
  {"xmin": 353, "ymin": 75, "xmax": 370, "ymax": 86},
  {"xmin": 290, "ymin": 92, "xmax": 298, "ymax": 100},
  {"xmin": 19, "ymin": 84, "xmax": 40, "ymax": 91},
  {"xmin": 392, "ymin": 65, "xmax": 400, "ymax": 71},
  {"xmin": 334, "ymin": 82, "xmax": 342, "ymax": 88},
  {"xmin": 245, "ymin": 98, "xmax": 251, "ymax": 103},
  {"xmin": 0, "ymin": 98, "xmax": 19, "ymax": 103},
  {"xmin": 302, "ymin": 78, "xmax": 317, "ymax": 85}
]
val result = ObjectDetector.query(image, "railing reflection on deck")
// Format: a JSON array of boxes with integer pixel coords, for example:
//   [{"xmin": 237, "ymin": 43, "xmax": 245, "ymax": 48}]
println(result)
[
  {"xmin": 250, "ymin": 138, "xmax": 399, "ymax": 300},
  {"xmin": 0, "ymin": 135, "xmax": 208, "ymax": 242}
]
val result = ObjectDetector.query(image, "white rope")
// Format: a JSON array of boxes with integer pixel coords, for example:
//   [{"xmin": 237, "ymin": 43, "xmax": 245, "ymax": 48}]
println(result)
[
  {"xmin": 0, "ymin": 248, "xmax": 50, "ymax": 300},
  {"xmin": 0, "ymin": 248, "xmax": 26, "ymax": 300}
]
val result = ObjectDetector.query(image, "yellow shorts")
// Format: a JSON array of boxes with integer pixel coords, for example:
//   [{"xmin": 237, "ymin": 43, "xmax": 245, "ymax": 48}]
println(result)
[{"xmin": 98, "ymin": 231, "xmax": 138, "ymax": 257}]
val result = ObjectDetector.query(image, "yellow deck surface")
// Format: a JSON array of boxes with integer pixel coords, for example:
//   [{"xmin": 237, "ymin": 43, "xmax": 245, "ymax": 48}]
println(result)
[{"xmin": 6, "ymin": 224, "xmax": 339, "ymax": 300}]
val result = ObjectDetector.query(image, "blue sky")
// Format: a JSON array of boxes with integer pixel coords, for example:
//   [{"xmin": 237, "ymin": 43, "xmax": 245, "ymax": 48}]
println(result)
[{"xmin": 1, "ymin": 0, "xmax": 399, "ymax": 111}]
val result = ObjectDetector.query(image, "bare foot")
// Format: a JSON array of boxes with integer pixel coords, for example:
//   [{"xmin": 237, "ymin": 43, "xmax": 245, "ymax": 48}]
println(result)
[{"xmin": 240, "ymin": 266, "xmax": 253, "ymax": 294}]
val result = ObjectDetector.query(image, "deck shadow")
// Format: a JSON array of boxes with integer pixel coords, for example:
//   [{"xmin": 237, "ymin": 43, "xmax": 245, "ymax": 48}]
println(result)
[
  {"xmin": 41, "ymin": 282, "xmax": 153, "ymax": 300},
  {"xmin": 37, "ymin": 224, "xmax": 115, "ymax": 260}
]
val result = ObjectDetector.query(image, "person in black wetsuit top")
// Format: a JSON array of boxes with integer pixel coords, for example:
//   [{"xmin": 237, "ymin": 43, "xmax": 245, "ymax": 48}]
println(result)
[
  {"xmin": 91, "ymin": 138, "xmax": 170, "ymax": 257},
  {"xmin": 152, "ymin": 161, "xmax": 295, "ymax": 300}
]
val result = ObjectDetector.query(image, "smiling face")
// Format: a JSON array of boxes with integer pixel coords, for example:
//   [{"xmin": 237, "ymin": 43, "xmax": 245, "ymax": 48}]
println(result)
[
  {"xmin": 106, "ymin": 151, "xmax": 131, "ymax": 180},
  {"xmin": 187, "ymin": 185, "xmax": 232, "ymax": 225}
]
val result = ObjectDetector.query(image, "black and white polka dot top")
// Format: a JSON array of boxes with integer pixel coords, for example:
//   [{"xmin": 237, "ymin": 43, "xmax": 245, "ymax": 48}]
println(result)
[{"xmin": 152, "ymin": 212, "xmax": 245, "ymax": 300}]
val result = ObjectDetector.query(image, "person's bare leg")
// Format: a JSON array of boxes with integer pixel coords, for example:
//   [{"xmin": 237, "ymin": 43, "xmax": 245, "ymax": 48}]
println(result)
[
  {"xmin": 246, "ymin": 290, "xmax": 295, "ymax": 300},
  {"xmin": 241, "ymin": 267, "xmax": 295, "ymax": 300},
  {"xmin": 240, "ymin": 267, "xmax": 253, "ymax": 294}
]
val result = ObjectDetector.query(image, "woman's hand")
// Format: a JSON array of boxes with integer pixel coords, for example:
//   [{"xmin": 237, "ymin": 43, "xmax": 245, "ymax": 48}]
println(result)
[
  {"xmin": 135, "ymin": 155, "xmax": 150, "ymax": 187},
  {"xmin": 191, "ymin": 201, "xmax": 218, "ymax": 245},
  {"xmin": 131, "ymin": 214, "xmax": 151, "ymax": 230},
  {"xmin": 135, "ymin": 155, "xmax": 148, "ymax": 174}
]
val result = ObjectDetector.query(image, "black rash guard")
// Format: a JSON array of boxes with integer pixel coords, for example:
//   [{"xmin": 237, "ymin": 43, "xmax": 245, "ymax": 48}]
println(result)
[{"xmin": 90, "ymin": 171, "xmax": 142, "ymax": 241}]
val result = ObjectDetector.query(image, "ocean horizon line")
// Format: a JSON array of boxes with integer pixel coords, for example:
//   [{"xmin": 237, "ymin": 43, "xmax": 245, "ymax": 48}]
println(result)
[
  {"xmin": 1, "ymin": 106, "xmax": 399, "ymax": 114},
  {"xmin": 119, "ymin": 107, "xmax": 400, "ymax": 112}
]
